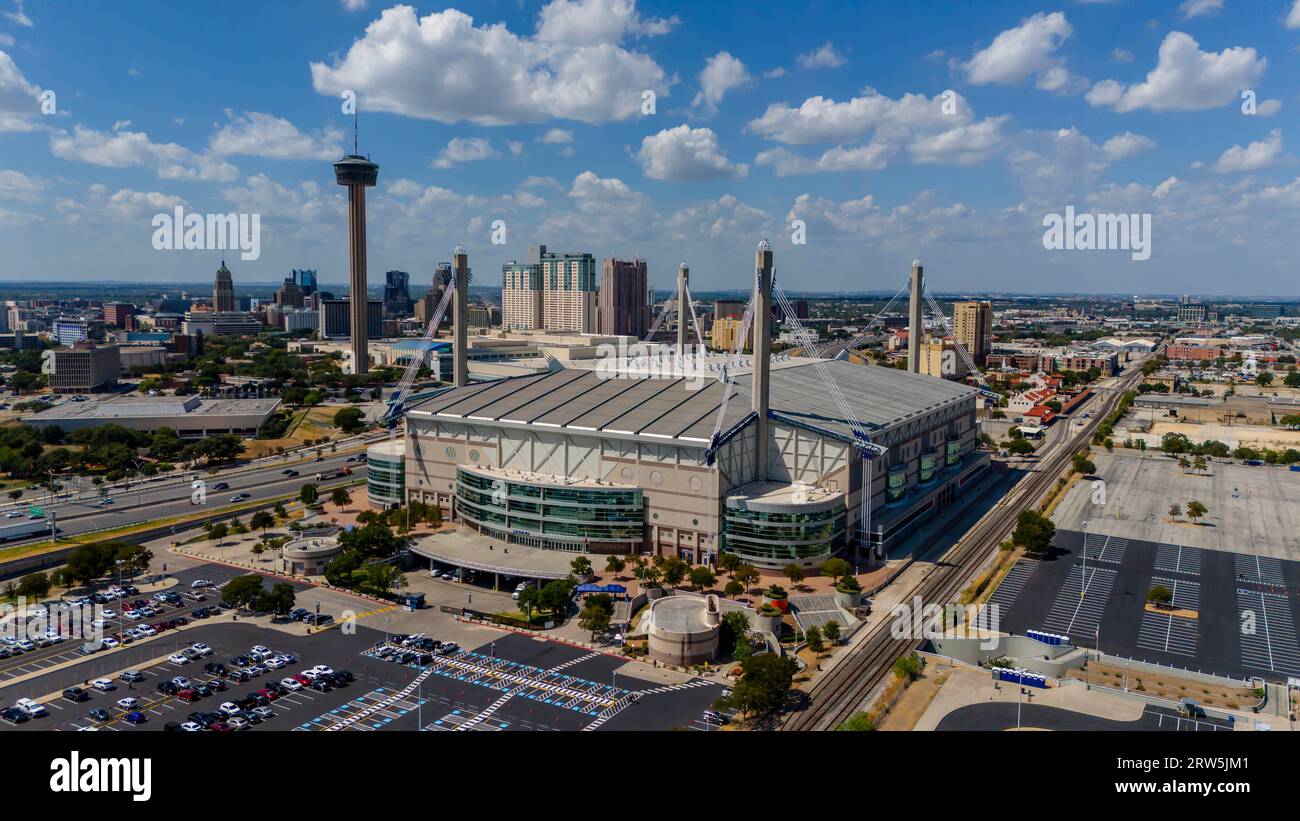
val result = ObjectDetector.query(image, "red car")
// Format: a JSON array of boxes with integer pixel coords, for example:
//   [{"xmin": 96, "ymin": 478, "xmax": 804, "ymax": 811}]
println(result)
[
  {"xmin": 209, "ymin": 721, "xmax": 232, "ymax": 732},
  {"xmin": 152, "ymin": 622, "xmax": 168, "ymax": 632},
  {"xmin": 291, "ymin": 674, "xmax": 311, "ymax": 686},
  {"xmin": 255, "ymin": 688, "xmax": 279, "ymax": 701},
  {"xmin": 176, "ymin": 688, "xmax": 200, "ymax": 702}
]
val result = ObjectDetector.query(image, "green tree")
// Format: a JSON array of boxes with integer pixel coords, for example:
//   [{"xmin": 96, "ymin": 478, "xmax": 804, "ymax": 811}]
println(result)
[
  {"xmin": 539, "ymin": 578, "xmax": 575, "ymax": 617},
  {"xmin": 1071, "ymin": 453, "xmax": 1096, "ymax": 476},
  {"xmin": 805, "ymin": 624, "xmax": 824, "ymax": 653},
  {"xmin": 726, "ymin": 653, "xmax": 797, "ymax": 718},
  {"xmin": 837, "ymin": 712, "xmax": 874, "ymax": 731},
  {"xmin": 717, "ymin": 552, "xmax": 741, "ymax": 575},
  {"xmin": 16, "ymin": 571, "xmax": 50, "ymax": 600},
  {"xmin": 1185, "ymin": 500, "xmax": 1208, "ymax": 525},
  {"xmin": 1012, "ymin": 510, "xmax": 1055, "ymax": 555},
  {"xmin": 661, "ymin": 557, "xmax": 688, "ymax": 587},
  {"xmin": 300, "ymin": 483, "xmax": 319, "ymax": 507},
  {"xmin": 604, "ymin": 555, "xmax": 626, "ymax": 577},
  {"xmin": 733, "ymin": 563, "xmax": 760, "ymax": 593},
  {"xmin": 517, "ymin": 585, "xmax": 541, "ymax": 620},
  {"xmin": 724, "ymin": 579, "xmax": 744, "ymax": 599},
  {"xmin": 330, "ymin": 487, "xmax": 352, "ymax": 510},
  {"xmin": 250, "ymin": 510, "xmax": 275, "ymax": 532},
  {"xmin": 823, "ymin": 619, "xmax": 841, "ymax": 644},
  {"xmin": 688, "ymin": 565, "xmax": 716, "ymax": 592},
  {"xmin": 782, "ymin": 563, "xmax": 805, "ymax": 585},
  {"xmin": 207, "ymin": 522, "xmax": 229, "ymax": 542},
  {"xmin": 570, "ymin": 555, "xmax": 593, "ymax": 578},
  {"xmin": 820, "ymin": 557, "xmax": 851, "ymax": 578},
  {"xmin": 333, "ymin": 406, "xmax": 365, "ymax": 434},
  {"xmin": 1147, "ymin": 585, "xmax": 1173, "ymax": 607},
  {"xmin": 893, "ymin": 652, "xmax": 923, "ymax": 681},
  {"xmin": 578, "ymin": 595, "xmax": 613, "ymax": 640},
  {"xmin": 221, "ymin": 574, "xmax": 264, "ymax": 609},
  {"xmin": 1168, "ymin": 503, "xmax": 1182, "ymax": 520}
]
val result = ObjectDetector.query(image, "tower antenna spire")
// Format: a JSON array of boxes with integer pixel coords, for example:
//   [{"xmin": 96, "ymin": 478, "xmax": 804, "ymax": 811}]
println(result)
[{"xmin": 353, "ymin": 106, "xmax": 359, "ymax": 155}]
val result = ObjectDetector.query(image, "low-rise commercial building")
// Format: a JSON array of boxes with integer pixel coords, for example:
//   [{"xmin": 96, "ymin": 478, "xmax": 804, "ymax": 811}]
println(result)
[{"xmin": 24, "ymin": 394, "xmax": 281, "ymax": 438}]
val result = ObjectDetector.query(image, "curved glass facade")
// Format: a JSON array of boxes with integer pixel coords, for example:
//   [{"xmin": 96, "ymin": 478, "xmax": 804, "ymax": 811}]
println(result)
[
  {"xmin": 455, "ymin": 468, "xmax": 644, "ymax": 552},
  {"xmin": 722, "ymin": 505, "xmax": 847, "ymax": 569},
  {"xmin": 367, "ymin": 445, "xmax": 405, "ymax": 508}
]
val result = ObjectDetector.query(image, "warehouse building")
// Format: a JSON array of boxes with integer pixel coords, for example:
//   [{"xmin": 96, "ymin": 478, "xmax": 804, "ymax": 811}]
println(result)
[
  {"xmin": 24, "ymin": 395, "xmax": 281, "ymax": 438},
  {"xmin": 403, "ymin": 242, "xmax": 988, "ymax": 572}
]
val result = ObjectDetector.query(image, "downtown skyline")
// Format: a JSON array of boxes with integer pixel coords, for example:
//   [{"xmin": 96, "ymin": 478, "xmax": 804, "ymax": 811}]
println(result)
[{"xmin": 0, "ymin": 0, "xmax": 1298, "ymax": 294}]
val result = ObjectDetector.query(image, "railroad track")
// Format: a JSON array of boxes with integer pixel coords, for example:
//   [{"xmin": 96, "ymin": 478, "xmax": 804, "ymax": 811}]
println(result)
[{"xmin": 782, "ymin": 366, "xmax": 1145, "ymax": 731}]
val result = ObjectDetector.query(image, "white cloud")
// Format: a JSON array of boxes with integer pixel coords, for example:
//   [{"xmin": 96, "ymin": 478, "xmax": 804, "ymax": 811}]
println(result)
[
  {"xmin": 1213, "ymin": 129, "xmax": 1283, "ymax": 173},
  {"xmin": 534, "ymin": 0, "xmax": 677, "ymax": 45},
  {"xmin": 963, "ymin": 11, "xmax": 1082, "ymax": 93},
  {"xmin": 387, "ymin": 178, "xmax": 424, "ymax": 198},
  {"xmin": 538, "ymin": 128, "xmax": 573, "ymax": 144},
  {"xmin": 1153, "ymin": 176, "xmax": 1180, "ymax": 198},
  {"xmin": 1258, "ymin": 98, "xmax": 1282, "ymax": 117},
  {"xmin": 310, "ymin": 5, "xmax": 670, "ymax": 126},
  {"xmin": 637, "ymin": 125, "xmax": 747, "ymax": 181},
  {"xmin": 209, "ymin": 112, "xmax": 342, "ymax": 160},
  {"xmin": 1112, "ymin": 48, "xmax": 1134, "ymax": 63},
  {"xmin": 341, "ymin": 0, "xmax": 366, "ymax": 10},
  {"xmin": 0, "ymin": 50, "xmax": 43, "ymax": 131},
  {"xmin": 796, "ymin": 42, "xmax": 846, "ymax": 70},
  {"xmin": 691, "ymin": 51, "xmax": 751, "ymax": 115},
  {"xmin": 50, "ymin": 124, "xmax": 240, "ymax": 181},
  {"xmin": 665, "ymin": 194, "xmax": 773, "ymax": 241},
  {"xmin": 1289, "ymin": 1, "xmax": 1300, "ymax": 28},
  {"xmin": 762, "ymin": 67, "xmax": 786, "ymax": 79},
  {"xmin": 0, "ymin": 168, "xmax": 44, "ymax": 201},
  {"xmin": 1101, "ymin": 131, "xmax": 1157, "ymax": 161},
  {"xmin": 746, "ymin": 87, "xmax": 971, "ymax": 145},
  {"xmin": 0, "ymin": 34, "xmax": 13, "ymax": 48},
  {"xmin": 432, "ymin": 137, "xmax": 499, "ymax": 169},
  {"xmin": 1087, "ymin": 32, "xmax": 1266, "ymax": 112},
  {"xmin": 1179, "ymin": 0, "xmax": 1222, "ymax": 19},
  {"xmin": 55, "ymin": 184, "xmax": 187, "ymax": 225},
  {"xmin": 3, "ymin": 1, "xmax": 31, "ymax": 27}
]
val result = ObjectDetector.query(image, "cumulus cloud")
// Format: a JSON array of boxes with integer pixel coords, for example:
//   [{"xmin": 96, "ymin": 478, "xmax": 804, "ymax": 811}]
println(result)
[
  {"xmin": 1289, "ymin": 0, "xmax": 1300, "ymax": 28},
  {"xmin": 1179, "ymin": 0, "xmax": 1222, "ymax": 19},
  {"xmin": 538, "ymin": 128, "xmax": 574, "ymax": 144},
  {"xmin": 963, "ymin": 12, "xmax": 1084, "ymax": 93},
  {"xmin": 1213, "ymin": 129, "xmax": 1283, "ymax": 173},
  {"xmin": 1086, "ymin": 32, "xmax": 1266, "ymax": 112},
  {"xmin": 637, "ymin": 125, "xmax": 747, "ymax": 181},
  {"xmin": 0, "ymin": 50, "xmax": 43, "ymax": 131},
  {"xmin": 209, "ymin": 112, "xmax": 342, "ymax": 160},
  {"xmin": 55, "ymin": 184, "xmax": 187, "ymax": 225},
  {"xmin": 747, "ymin": 88, "xmax": 1004, "ymax": 174},
  {"xmin": 665, "ymin": 194, "xmax": 772, "ymax": 241},
  {"xmin": 310, "ymin": 4, "xmax": 670, "ymax": 125},
  {"xmin": 432, "ymin": 137, "xmax": 500, "ymax": 168},
  {"xmin": 1101, "ymin": 131, "xmax": 1157, "ymax": 161},
  {"xmin": 50, "ymin": 123, "xmax": 239, "ymax": 182},
  {"xmin": 691, "ymin": 51, "xmax": 751, "ymax": 116},
  {"xmin": 0, "ymin": 168, "xmax": 45, "ymax": 201},
  {"xmin": 796, "ymin": 42, "xmax": 846, "ymax": 70},
  {"xmin": 535, "ymin": 0, "xmax": 677, "ymax": 45}
]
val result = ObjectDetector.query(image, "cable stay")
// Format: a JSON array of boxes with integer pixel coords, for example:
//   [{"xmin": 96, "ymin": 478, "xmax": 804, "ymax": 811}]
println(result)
[
  {"xmin": 682, "ymin": 281, "xmax": 707, "ymax": 352},
  {"xmin": 832, "ymin": 281, "xmax": 910, "ymax": 358},
  {"xmin": 704, "ymin": 284, "xmax": 758, "ymax": 465},
  {"xmin": 383, "ymin": 281, "xmax": 456, "ymax": 428},
  {"xmin": 643, "ymin": 294, "xmax": 675, "ymax": 341},
  {"xmin": 921, "ymin": 287, "xmax": 1002, "ymax": 404}
]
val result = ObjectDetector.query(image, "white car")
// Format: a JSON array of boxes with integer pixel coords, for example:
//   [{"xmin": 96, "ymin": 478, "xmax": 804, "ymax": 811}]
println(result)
[
  {"xmin": 191, "ymin": 579, "xmax": 212, "ymax": 589},
  {"xmin": 170, "ymin": 676, "xmax": 191, "ymax": 688},
  {"xmin": 101, "ymin": 636, "xmax": 120, "ymax": 649},
  {"xmin": 100, "ymin": 610, "xmax": 116, "ymax": 619},
  {"xmin": 4, "ymin": 511, "xmax": 21, "ymax": 518},
  {"xmin": 168, "ymin": 653, "xmax": 190, "ymax": 665},
  {"xmin": 138, "ymin": 625, "xmax": 157, "ymax": 637},
  {"xmin": 153, "ymin": 592, "xmax": 170, "ymax": 602},
  {"xmin": 179, "ymin": 721, "xmax": 203, "ymax": 732},
  {"xmin": 15, "ymin": 639, "xmax": 35, "ymax": 652},
  {"xmin": 115, "ymin": 697, "xmax": 139, "ymax": 710},
  {"xmin": 265, "ymin": 656, "xmax": 286, "ymax": 670},
  {"xmin": 279, "ymin": 677, "xmax": 303, "ymax": 692},
  {"xmin": 298, "ymin": 669, "xmax": 320, "ymax": 681},
  {"xmin": 16, "ymin": 698, "xmax": 46, "ymax": 717},
  {"xmin": 124, "ymin": 610, "xmax": 143, "ymax": 620},
  {"xmin": 191, "ymin": 642, "xmax": 213, "ymax": 656},
  {"xmin": 250, "ymin": 644, "xmax": 271, "ymax": 656},
  {"xmin": 217, "ymin": 701, "xmax": 242, "ymax": 717},
  {"xmin": 91, "ymin": 678, "xmax": 115, "ymax": 692},
  {"xmin": 309, "ymin": 664, "xmax": 334, "ymax": 676}
]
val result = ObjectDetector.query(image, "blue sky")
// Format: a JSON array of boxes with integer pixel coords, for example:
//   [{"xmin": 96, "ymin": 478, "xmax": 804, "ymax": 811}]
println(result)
[{"xmin": 1, "ymin": 0, "xmax": 1299, "ymax": 295}]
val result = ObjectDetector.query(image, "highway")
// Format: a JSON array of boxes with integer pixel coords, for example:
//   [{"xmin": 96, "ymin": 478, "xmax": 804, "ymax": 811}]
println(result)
[
  {"xmin": 0, "ymin": 432, "xmax": 388, "ymax": 551},
  {"xmin": 781, "ymin": 360, "xmax": 1147, "ymax": 731}
]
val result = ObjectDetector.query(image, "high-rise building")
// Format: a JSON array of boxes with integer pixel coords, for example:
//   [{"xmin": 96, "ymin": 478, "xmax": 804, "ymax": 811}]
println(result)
[
  {"xmin": 319, "ymin": 298, "xmax": 382, "ymax": 340},
  {"xmin": 334, "ymin": 153, "xmax": 379, "ymax": 374},
  {"xmin": 953, "ymin": 300, "xmax": 993, "ymax": 366},
  {"xmin": 501, "ymin": 245, "xmax": 597, "ymax": 333},
  {"xmin": 711, "ymin": 316, "xmax": 751, "ymax": 352},
  {"xmin": 383, "ymin": 270, "xmax": 413, "ymax": 317},
  {"xmin": 597, "ymin": 257, "xmax": 649, "ymax": 337},
  {"xmin": 293, "ymin": 269, "xmax": 318, "ymax": 297},
  {"xmin": 541, "ymin": 248, "xmax": 597, "ymax": 333},
  {"xmin": 103, "ymin": 303, "xmax": 135, "ymax": 330},
  {"xmin": 213, "ymin": 261, "xmax": 236, "ymax": 312},
  {"xmin": 42, "ymin": 342, "xmax": 120, "ymax": 393},
  {"xmin": 502, "ymin": 257, "xmax": 543, "ymax": 331},
  {"xmin": 275, "ymin": 277, "xmax": 304, "ymax": 307}
]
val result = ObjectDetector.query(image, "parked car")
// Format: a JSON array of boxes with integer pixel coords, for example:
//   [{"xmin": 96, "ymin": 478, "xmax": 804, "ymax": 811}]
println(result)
[{"xmin": 120, "ymin": 669, "xmax": 145, "ymax": 683}]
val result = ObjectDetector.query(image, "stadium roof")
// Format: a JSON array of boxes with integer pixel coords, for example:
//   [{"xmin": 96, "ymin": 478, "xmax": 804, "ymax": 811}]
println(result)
[{"xmin": 408, "ymin": 359, "xmax": 975, "ymax": 446}]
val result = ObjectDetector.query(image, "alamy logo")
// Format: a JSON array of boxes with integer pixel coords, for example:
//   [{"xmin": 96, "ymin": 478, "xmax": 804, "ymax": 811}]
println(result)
[
  {"xmin": 151, "ymin": 206, "xmax": 261, "ymax": 261},
  {"xmin": 190, "ymin": 477, "xmax": 206, "ymax": 506},
  {"xmin": 49, "ymin": 752, "xmax": 151, "ymax": 802},
  {"xmin": 1041, "ymin": 206, "xmax": 1151, "ymax": 261}
]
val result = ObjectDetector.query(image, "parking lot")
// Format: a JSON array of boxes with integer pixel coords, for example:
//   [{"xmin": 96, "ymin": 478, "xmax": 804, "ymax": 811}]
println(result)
[{"xmin": 987, "ymin": 529, "xmax": 1300, "ymax": 682}]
